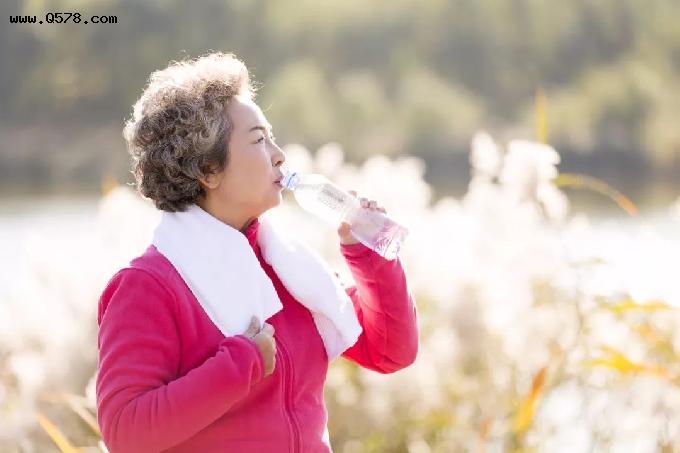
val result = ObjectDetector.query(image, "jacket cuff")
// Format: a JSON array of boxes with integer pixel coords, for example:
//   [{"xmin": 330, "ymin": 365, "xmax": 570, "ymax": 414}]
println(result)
[{"xmin": 340, "ymin": 241, "xmax": 373, "ymax": 259}]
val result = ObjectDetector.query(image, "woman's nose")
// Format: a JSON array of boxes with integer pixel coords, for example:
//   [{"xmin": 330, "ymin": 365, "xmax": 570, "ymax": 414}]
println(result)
[{"xmin": 271, "ymin": 143, "xmax": 285, "ymax": 167}]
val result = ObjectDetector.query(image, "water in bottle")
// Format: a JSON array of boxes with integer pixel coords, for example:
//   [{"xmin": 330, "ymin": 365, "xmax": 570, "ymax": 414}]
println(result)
[{"xmin": 280, "ymin": 171, "xmax": 408, "ymax": 260}]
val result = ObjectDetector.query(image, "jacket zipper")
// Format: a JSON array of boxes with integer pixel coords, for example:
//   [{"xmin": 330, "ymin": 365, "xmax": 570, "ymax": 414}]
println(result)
[{"xmin": 278, "ymin": 338, "xmax": 301, "ymax": 452}]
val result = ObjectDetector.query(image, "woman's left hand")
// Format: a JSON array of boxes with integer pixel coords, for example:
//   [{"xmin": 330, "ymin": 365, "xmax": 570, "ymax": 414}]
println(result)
[{"xmin": 338, "ymin": 190, "xmax": 387, "ymax": 245}]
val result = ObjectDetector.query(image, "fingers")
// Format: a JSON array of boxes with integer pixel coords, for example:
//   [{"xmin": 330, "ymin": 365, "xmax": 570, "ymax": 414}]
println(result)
[
  {"xmin": 244, "ymin": 316, "xmax": 260, "ymax": 338},
  {"xmin": 359, "ymin": 198, "xmax": 372, "ymax": 208},
  {"xmin": 338, "ymin": 222, "xmax": 359, "ymax": 245},
  {"xmin": 253, "ymin": 323, "xmax": 277, "ymax": 376},
  {"xmin": 244, "ymin": 319, "xmax": 278, "ymax": 376},
  {"xmin": 263, "ymin": 342, "xmax": 276, "ymax": 375},
  {"xmin": 260, "ymin": 322, "xmax": 275, "ymax": 338},
  {"xmin": 348, "ymin": 189, "xmax": 387, "ymax": 214}
]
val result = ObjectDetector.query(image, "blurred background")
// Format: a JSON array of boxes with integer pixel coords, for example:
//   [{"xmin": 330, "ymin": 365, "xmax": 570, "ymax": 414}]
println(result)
[
  {"xmin": 1, "ymin": 0, "xmax": 680, "ymax": 452},
  {"xmin": 2, "ymin": 0, "xmax": 680, "ymax": 204}
]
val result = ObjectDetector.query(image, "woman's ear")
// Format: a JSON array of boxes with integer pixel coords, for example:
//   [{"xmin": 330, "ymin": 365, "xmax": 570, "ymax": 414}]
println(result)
[{"xmin": 199, "ymin": 166, "xmax": 222, "ymax": 190}]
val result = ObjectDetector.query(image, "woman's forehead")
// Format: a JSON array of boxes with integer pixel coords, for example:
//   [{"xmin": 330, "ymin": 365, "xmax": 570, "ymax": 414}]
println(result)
[{"xmin": 230, "ymin": 96, "xmax": 269, "ymax": 131}]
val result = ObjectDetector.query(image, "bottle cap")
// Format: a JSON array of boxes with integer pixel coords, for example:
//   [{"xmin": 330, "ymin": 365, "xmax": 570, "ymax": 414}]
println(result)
[{"xmin": 280, "ymin": 171, "xmax": 299, "ymax": 190}]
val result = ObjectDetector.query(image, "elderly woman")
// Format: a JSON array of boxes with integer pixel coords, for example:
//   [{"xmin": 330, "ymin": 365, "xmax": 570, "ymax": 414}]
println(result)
[{"xmin": 96, "ymin": 52, "xmax": 419, "ymax": 453}]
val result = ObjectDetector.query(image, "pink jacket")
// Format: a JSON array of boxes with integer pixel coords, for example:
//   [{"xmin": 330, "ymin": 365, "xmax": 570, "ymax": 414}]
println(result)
[{"xmin": 96, "ymin": 217, "xmax": 419, "ymax": 452}]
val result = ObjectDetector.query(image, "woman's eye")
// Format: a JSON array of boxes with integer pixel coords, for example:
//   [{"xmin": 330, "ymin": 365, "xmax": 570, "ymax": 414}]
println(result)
[{"xmin": 256, "ymin": 136, "xmax": 265, "ymax": 144}]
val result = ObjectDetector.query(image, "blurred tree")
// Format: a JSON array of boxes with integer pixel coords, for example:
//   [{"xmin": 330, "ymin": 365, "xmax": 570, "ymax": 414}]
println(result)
[{"xmin": 1, "ymin": 0, "xmax": 679, "ymax": 196}]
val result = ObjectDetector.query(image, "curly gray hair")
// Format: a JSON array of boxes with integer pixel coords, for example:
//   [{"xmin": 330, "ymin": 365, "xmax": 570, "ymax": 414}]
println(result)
[{"xmin": 123, "ymin": 52, "xmax": 258, "ymax": 212}]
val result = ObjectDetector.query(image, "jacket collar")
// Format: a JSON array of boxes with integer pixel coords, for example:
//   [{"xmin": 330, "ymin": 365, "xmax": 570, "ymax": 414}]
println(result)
[
  {"xmin": 150, "ymin": 204, "xmax": 362, "ymax": 360},
  {"xmin": 243, "ymin": 217, "xmax": 260, "ymax": 249}
]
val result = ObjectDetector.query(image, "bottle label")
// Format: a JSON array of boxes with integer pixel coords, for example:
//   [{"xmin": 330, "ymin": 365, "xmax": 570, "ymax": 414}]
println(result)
[{"xmin": 318, "ymin": 184, "xmax": 347, "ymax": 212}]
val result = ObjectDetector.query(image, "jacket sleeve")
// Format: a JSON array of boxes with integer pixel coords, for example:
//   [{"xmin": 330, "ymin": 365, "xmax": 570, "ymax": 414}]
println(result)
[
  {"xmin": 339, "ymin": 242, "xmax": 419, "ymax": 373},
  {"xmin": 96, "ymin": 268, "xmax": 265, "ymax": 453}
]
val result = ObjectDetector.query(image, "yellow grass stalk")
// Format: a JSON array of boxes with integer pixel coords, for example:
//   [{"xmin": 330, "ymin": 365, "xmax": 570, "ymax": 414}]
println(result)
[
  {"xmin": 35, "ymin": 411, "xmax": 80, "ymax": 453},
  {"xmin": 535, "ymin": 85, "xmax": 548, "ymax": 144},
  {"xmin": 513, "ymin": 366, "xmax": 548, "ymax": 433},
  {"xmin": 600, "ymin": 297, "xmax": 673, "ymax": 316},
  {"xmin": 585, "ymin": 345, "xmax": 671, "ymax": 379},
  {"xmin": 554, "ymin": 173, "xmax": 639, "ymax": 216},
  {"xmin": 100, "ymin": 175, "xmax": 118, "ymax": 196}
]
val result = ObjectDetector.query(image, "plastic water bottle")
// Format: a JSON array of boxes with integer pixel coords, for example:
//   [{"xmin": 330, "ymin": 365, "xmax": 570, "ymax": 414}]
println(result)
[{"xmin": 280, "ymin": 171, "xmax": 409, "ymax": 260}]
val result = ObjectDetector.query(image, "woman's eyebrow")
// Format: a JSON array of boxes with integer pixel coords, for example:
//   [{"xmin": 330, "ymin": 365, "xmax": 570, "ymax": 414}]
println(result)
[{"xmin": 248, "ymin": 124, "xmax": 273, "ymax": 133}]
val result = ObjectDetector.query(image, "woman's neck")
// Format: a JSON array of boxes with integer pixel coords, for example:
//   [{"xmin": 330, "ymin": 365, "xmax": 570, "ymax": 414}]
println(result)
[{"xmin": 196, "ymin": 198, "xmax": 255, "ymax": 233}]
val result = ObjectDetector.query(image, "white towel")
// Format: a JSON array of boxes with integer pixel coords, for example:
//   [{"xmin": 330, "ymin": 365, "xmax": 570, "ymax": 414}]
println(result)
[{"xmin": 151, "ymin": 204, "xmax": 362, "ymax": 360}]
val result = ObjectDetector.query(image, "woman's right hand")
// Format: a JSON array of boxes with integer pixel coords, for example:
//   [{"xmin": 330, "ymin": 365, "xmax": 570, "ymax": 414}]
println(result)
[{"xmin": 244, "ymin": 316, "xmax": 277, "ymax": 376}]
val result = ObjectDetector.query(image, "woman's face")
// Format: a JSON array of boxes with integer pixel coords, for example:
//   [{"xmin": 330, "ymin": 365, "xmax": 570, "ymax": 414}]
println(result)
[{"xmin": 198, "ymin": 95, "xmax": 286, "ymax": 229}]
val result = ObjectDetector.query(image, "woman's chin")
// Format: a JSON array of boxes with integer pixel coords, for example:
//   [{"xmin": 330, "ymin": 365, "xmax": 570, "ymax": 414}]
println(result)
[{"xmin": 268, "ymin": 190, "xmax": 283, "ymax": 208}]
